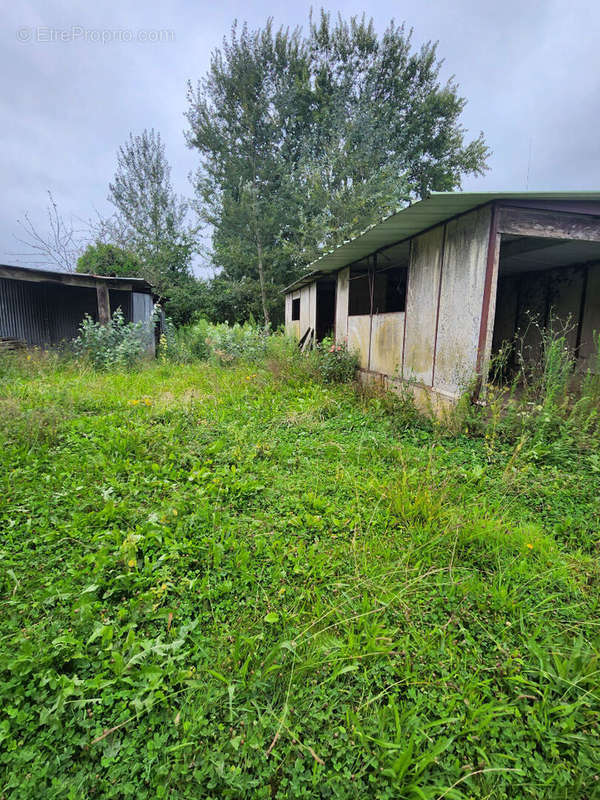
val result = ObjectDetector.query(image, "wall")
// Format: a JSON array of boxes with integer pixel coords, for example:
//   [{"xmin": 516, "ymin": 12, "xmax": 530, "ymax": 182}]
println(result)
[
  {"xmin": 335, "ymin": 267, "xmax": 349, "ymax": 344},
  {"xmin": 284, "ymin": 293, "xmax": 297, "ymax": 337},
  {"xmin": 330, "ymin": 207, "xmax": 492, "ymax": 395},
  {"xmin": 0, "ymin": 278, "xmax": 138, "ymax": 346},
  {"xmin": 300, "ymin": 283, "xmax": 316, "ymax": 339},
  {"xmin": 369, "ymin": 312, "xmax": 404, "ymax": 375},
  {"xmin": 347, "ymin": 315, "xmax": 371, "ymax": 367},
  {"xmin": 284, "ymin": 282, "xmax": 317, "ymax": 340},
  {"xmin": 401, "ymin": 206, "xmax": 493, "ymax": 397},
  {"xmin": 132, "ymin": 291, "xmax": 156, "ymax": 355},
  {"xmin": 403, "ymin": 227, "xmax": 444, "ymax": 386},
  {"xmin": 433, "ymin": 206, "xmax": 493, "ymax": 396}
]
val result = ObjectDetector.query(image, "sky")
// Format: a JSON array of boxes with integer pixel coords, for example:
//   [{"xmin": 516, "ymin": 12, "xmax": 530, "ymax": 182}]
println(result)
[{"xmin": 2, "ymin": 0, "xmax": 600, "ymax": 274}]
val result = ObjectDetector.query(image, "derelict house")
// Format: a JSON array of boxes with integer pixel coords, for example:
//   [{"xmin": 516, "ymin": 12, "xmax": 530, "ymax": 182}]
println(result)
[
  {"xmin": 0, "ymin": 264, "xmax": 155, "ymax": 352},
  {"xmin": 284, "ymin": 192, "xmax": 600, "ymax": 405}
]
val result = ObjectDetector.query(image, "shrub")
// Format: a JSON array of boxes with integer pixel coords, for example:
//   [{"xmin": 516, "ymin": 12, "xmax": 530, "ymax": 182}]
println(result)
[
  {"xmin": 206, "ymin": 321, "xmax": 270, "ymax": 364},
  {"xmin": 73, "ymin": 308, "xmax": 154, "ymax": 370},
  {"xmin": 309, "ymin": 337, "xmax": 359, "ymax": 384},
  {"xmin": 166, "ymin": 319, "xmax": 271, "ymax": 365}
]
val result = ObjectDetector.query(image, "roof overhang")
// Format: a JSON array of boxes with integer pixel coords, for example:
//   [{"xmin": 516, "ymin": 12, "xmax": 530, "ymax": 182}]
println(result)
[
  {"xmin": 283, "ymin": 191, "xmax": 600, "ymax": 293},
  {"xmin": 0, "ymin": 263, "xmax": 153, "ymax": 293}
]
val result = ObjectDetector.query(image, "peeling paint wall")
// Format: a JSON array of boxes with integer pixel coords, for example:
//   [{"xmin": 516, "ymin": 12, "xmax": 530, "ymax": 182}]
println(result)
[
  {"xmin": 403, "ymin": 226, "xmax": 444, "ymax": 385},
  {"xmin": 369, "ymin": 312, "xmax": 404, "ymax": 376},
  {"xmin": 335, "ymin": 267, "xmax": 349, "ymax": 344},
  {"xmin": 433, "ymin": 206, "xmax": 492, "ymax": 397}
]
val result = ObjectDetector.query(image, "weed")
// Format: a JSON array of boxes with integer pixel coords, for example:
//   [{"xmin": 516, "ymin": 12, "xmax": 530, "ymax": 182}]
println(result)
[{"xmin": 0, "ymin": 347, "xmax": 598, "ymax": 798}]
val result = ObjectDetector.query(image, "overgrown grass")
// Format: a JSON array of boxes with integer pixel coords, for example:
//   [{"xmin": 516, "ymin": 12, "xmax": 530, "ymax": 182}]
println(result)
[{"xmin": 0, "ymin": 352, "xmax": 599, "ymax": 799}]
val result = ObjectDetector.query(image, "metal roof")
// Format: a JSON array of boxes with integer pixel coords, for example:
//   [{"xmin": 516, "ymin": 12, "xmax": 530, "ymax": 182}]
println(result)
[
  {"xmin": 0, "ymin": 263, "xmax": 153, "ymax": 292},
  {"xmin": 283, "ymin": 190, "xmax": 600, "ymax": 292}
]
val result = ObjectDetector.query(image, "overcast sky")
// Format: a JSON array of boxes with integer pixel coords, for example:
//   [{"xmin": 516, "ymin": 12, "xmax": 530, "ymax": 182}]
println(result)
[{"xmin": 3, "ymin": 0, "xmax": 600, "ymax": 273}]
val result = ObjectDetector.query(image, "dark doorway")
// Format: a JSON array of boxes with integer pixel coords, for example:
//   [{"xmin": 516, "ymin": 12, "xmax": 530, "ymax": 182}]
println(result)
[
  {"xmin": 489, "ymin": 234, "xmax": 600, "ymax": 382},
  {"xmin": 316, "ymin": 279, "xmax": 336, "ymax": 342}
]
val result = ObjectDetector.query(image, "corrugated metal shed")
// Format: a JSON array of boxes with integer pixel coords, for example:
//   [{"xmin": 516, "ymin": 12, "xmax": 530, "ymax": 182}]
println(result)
[
  {"xmin": 0, "ymin": 264, "xmax": 154, "ymax": 347},
  {"xmin": 283, "ymin": 191, "xmax": 600, "ymax": 292},
  {"xmin": 0, "ymin": 264, "xmax": 152, "ymax": 292}
]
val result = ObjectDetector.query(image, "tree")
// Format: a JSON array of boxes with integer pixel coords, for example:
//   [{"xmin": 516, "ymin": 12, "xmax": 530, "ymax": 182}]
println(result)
[
  {"xmin": 108, "ymin": 129, "xmax": 188, "ymax": 256},
  {"xmin": 76, "ymin": 242, "xmax": 141, "ymax": 277},
  {"xmin": 186, "ymin": 20, "xmax": 311, "ymax": 327},
  {"xmin": 186, "ymin": 12, "xmax": 489, "ymax": 324},
  {"xmin": 103, "ymin": 129, "xmax": 201, "ymax": 324},
  {"xmin": 106, "ymin": 129, "xmax": 196, "ymax": 292}
]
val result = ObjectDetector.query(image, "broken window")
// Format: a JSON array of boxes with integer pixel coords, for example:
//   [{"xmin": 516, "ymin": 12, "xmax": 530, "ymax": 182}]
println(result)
[
  {"xmin": 291, "ymin": 297, "xmax": 300, "ymax": 321},
  {"xmin": 348, "ymin": 267, "xmax": 371, "ymax": 316}
]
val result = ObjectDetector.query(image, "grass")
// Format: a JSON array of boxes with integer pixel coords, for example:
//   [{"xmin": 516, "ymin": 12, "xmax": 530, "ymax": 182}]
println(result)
[{"xmin": 0, "ymin": 354, "xmax": 599, "ymax": 799}]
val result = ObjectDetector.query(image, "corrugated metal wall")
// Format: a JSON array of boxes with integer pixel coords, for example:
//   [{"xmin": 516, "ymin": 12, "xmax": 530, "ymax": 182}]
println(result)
[
  {"xmin": 132, "ymin": 291, "xmax": 153, "ymax": 323},
  {"xmin": 0, "ymin": 278, "xmax": 134, "ymax": 346}
]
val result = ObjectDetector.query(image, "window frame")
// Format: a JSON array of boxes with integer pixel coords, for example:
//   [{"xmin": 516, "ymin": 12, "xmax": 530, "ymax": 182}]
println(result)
[{"xmin": 348, "ymin": 261, "xmax": 408, "ymax": 317}]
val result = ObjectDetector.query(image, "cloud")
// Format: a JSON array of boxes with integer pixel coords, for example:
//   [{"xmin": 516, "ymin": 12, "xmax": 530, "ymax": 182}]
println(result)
[{"xmin": 2, "ymin": 0, "xmax": 599, "ymax": 273}]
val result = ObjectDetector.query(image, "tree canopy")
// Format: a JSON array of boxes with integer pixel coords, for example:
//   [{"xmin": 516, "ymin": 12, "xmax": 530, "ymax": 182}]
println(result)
[
  {"xmin": 186, "ymin": 11, "xmax": 489, "ymax": 325},
  {"xmin": 76, "ymin": 242, "xmax": 141, "ymax": 277},
  {"xmin": 91, "ymin": 129, "xmax": 200, "ymax": 323}
]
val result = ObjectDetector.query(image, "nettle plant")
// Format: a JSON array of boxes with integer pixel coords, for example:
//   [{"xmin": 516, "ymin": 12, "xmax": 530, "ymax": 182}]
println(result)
[{"xmin": 73, "ymin": 307, "xmax": 156, "ymax": 370}]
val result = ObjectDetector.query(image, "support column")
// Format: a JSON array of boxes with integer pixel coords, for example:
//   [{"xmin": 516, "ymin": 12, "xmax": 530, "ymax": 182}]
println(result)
[{"xmin": 96, "ymin": 282, "xmax": 111, "ymax": 324}]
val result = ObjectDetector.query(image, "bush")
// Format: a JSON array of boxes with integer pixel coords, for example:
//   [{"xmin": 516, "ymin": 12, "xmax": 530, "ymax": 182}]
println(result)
[
  {"xmin": 164, "ymin": 319, "xmax": 271, "ymax": 365},
  {"xmin": 206, "ymin": 321, "xmax": 270, "ymax": 364},
  {"xmin": 73, "ymin": 308, "xmax": 154, "ymax": 370},
  {"xmin": 308, "ymin": 337, "xmax": 359, "ymax": 384}
]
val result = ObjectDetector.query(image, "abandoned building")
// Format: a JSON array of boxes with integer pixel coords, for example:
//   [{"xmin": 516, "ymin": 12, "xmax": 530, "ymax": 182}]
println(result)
[
  {"xmin": 0, "ymin": 264, "xmax": 155, "ymax": 351},
  {"xmin": 284, "ymin": 192, "xmax": 600, "ymax": 404}
]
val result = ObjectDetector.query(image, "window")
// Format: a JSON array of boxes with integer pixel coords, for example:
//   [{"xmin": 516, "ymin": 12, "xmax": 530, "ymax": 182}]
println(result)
[
  {"xmin": 373, "ymin": 266, "xmax": 407, "ymax": 313},
  {"xmin": 348, "ymin": 267, "xmax": 371, "ymax": 316},
  {"xmin": 291, "ymin": 297, "xmax": 300, "ymax": 321},
  {"xmin": 348, "ymin": 264, "xmax": 408, "ymax": 316}
]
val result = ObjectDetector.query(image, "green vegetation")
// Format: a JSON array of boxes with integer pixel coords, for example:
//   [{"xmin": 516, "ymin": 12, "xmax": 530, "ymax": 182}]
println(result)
[
  {"xmin": 185, "ymin": 11, "xmax": 489, "ymax": 326},
  {"xmin": 77, "ymin": 243, "xmax": 142, "ymax": 279},
  {"xmin": 79, "ymin": 129, "xmax": 200, "ymax": 327},
  {"xmin": 1, "ymin": 345, "xmax": 598, "ymax": 799},
  {"xmin": 73, "ymin": 309, "xmax": 156, "ymax": 371}
]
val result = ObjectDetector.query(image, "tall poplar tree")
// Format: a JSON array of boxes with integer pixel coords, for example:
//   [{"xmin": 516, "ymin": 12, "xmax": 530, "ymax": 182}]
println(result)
[{"xmin": 186, "ymin": 11, "xmax": 489, "ymax": 326}]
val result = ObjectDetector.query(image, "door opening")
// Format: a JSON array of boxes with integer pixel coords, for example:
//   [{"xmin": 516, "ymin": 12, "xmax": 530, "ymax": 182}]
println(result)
[{"xmin": 316, "ymin": 279, "xmax": 336, "ymax": 342}]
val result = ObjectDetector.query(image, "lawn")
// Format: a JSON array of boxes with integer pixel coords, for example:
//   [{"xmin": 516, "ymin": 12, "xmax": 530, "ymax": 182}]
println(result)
[{"xmin": 0, "ymin": 357, "xmax": 599, "ymax": 799}]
